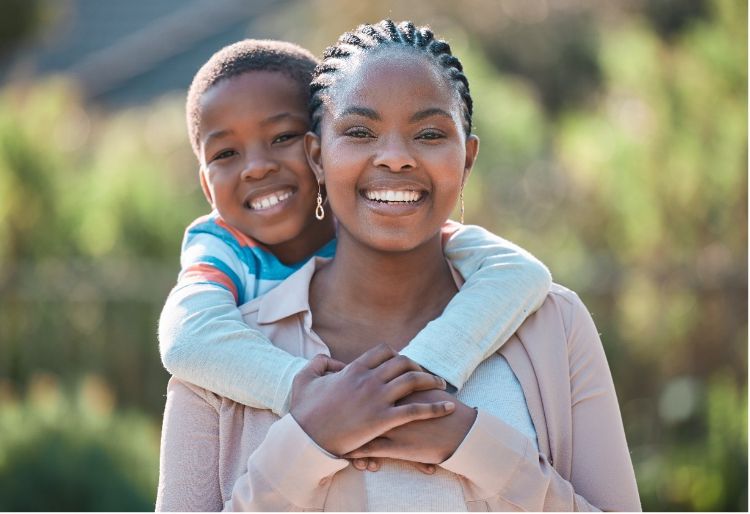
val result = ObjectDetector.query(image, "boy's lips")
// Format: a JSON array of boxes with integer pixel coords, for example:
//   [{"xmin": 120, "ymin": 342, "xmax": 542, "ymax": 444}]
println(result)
[{"xmin": 244, "ymin": 186, "xmax": 296, "ymax": 211}]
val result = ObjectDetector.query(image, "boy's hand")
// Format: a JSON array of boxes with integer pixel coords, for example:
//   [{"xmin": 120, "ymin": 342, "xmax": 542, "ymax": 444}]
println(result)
[
  {"xmin": 289, "ymin": 344, "xmax": 455, "ymax": 457},
  {"xmin": 344, "ymin": 389, "xmax": 477, "ymax": 465}
]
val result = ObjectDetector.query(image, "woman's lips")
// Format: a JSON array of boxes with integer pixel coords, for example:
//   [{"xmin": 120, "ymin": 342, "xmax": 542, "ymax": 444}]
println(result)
[
  {"xmin": 362, "ymin": 189, "xmax": 424, "ymax": 203},
  {"xmin": 359, "ymin": 188, "xmax": 428, "ymax": 216}
]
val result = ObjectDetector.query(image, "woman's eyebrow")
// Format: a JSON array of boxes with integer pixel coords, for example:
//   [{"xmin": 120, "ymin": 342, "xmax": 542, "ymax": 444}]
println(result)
[
  {"xmin": 335, "ymin": 106, "xmax": 452, "ymax": 122},
  {"xmin": 337, "ymin": 106, "xmax": 379, "ymax": 120},
  {"xmin": 410, "ymin": 108, "xmax": 452, "ymax": 122}
]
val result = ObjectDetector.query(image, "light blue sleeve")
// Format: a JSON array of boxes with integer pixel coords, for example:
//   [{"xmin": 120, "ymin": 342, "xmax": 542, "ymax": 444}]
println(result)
[
  {"xmin": 158, "ymin": 235, "xmax": 307, "ymax": 415},
  {"xmin": 400, "ymin": 224, "xmax": 551, "ymax": 390}
]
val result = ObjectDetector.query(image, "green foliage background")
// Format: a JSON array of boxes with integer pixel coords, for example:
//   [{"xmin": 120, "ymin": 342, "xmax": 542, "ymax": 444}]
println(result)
[{"xmin": 0, "ymin": 0, "xmax": 746, "ymax": 510}]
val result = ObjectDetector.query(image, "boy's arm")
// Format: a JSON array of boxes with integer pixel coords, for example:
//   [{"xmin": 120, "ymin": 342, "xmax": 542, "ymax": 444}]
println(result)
[
  {"xmin": 159, "ymin": 284, "xmax": 306, "ymax": 415},
  {"xmin": 400, "ymin": 223, "xmax": 551, "ymax": 390},
  {"xmin": 159, "ymin": 225, "xmax": 305, "ymax": 415}
]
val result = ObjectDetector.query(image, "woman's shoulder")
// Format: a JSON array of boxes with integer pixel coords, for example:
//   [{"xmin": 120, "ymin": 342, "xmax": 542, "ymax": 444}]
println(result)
[
  {"xmin": 515, "ymin": 282, "xmax": 602, "ymax": 359},
  {"xmin": 547, "ymin": 282, "xmax": 585, "ymax": 310},
  {"xmin": 529, "ymin": 282, "xmax": 588, "ymax": 326}
]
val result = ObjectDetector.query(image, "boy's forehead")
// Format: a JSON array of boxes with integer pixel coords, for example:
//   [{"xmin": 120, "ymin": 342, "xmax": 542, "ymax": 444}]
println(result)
[
  {"xmin": 198, "ymin": 72, "xmax": 311, "ymax": 140},
  {"xmin": 199, "ymin": 71, "xmax": 304, "ymax": 112}
]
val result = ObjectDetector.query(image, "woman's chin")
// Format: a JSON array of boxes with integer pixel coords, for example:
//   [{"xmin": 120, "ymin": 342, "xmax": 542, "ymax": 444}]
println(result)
[{"xmin": 351, "ymin": 226, "xmax": 441, "ymax": 255}]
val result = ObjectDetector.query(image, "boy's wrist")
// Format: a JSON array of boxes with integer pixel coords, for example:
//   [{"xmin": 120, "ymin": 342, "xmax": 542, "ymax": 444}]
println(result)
[{"xmin": 421, "ymin": 366, "xmax": 458, "ymax": 394}]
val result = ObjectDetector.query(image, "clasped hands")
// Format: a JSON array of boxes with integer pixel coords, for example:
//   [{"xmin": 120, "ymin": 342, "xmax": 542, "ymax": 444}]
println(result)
[{"xmin": 289, "ymin": 343, "xmax": 477, "ymax": 474}]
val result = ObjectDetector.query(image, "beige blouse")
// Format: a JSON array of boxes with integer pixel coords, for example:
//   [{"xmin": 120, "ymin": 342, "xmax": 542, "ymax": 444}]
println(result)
[{"xmin": 156, "ymin": 258, "xmax": 641, "ymax": 511}]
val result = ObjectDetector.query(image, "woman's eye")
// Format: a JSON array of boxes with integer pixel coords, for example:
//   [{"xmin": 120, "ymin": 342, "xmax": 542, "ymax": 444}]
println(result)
[
  {"xmin": 211, "ymin": 149, "xmax": 237, "ymax": 162},
  {"xmin": 344, "ymin": 127, "xmax": 375, "ymax": 139},
  {"xmin": 417, "ymin": 130, "xmax": 445, "ymax": 141},
  {"xmin": 272, "ymin": 133, "xmax": 299, "ymax": 144}
]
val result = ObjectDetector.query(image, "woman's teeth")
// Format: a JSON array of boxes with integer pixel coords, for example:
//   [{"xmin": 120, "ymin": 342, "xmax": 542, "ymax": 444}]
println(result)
[
  {"xmin": 249, "ymin": 190, "xmax": 293, "ymax": 210},
  {"xmin": 364, "ymin": 190, "xmax": 422, "ymax": 203}
]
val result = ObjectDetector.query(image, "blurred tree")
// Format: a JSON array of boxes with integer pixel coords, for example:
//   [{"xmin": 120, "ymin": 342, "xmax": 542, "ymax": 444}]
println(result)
[
  {"xmin": 0, "ymin": 0, "xmax": 45, "ymax": 60},
  {"xmin": 0, "ymin": 375, "xmax": 159, "ymax": 511},
  {"xmin": 641, "ymin": 0, "xmax": 710, "ymax": 39}
]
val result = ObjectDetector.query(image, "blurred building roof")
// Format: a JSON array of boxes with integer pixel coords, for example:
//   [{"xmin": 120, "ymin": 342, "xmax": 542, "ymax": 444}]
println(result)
[{"xmin": 2, "ymin": 0, "xmax": 287, "ymax": 108}]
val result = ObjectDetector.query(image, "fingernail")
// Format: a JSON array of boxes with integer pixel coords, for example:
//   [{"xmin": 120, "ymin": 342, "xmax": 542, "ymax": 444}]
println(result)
[
  {"xmin": 443, "ymin": 401, "xmax": 455, "ymax": 412},
  {"xmin": 426, "ymin": 465, "xmax": 436, "ymax": 474},
  {"xmin": 440, "ymin": 378, "xmax": 447, "ymax": 389}
]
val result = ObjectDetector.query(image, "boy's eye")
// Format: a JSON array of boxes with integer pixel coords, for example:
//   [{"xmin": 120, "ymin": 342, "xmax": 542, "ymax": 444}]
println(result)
[
  {"xmin": 210, "ymin": 149, "xmax": 238, "ymax": 162},
  {"xmin": 272, "ymin": 133, "xmax": 300, "ymax": 145},
  {"xmin": 343, "ymin": 127, "xmax": 375, "ymax": 139}
]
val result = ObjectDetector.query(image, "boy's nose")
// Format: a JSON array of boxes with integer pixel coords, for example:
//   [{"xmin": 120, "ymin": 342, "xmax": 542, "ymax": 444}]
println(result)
[
  {"xmin": 240, "ymin": 157, "xmax": 279, "ymax": 180},
  {"xmin": 372, "ymin": 136, "xmax": 416, "ymax": 172}
]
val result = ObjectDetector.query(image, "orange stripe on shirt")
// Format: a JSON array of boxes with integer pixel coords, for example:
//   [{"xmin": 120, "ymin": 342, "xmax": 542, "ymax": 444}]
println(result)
[
  {"xmin": 214, "ymin": 218, "xmax": 260, "ymax": 248},
  {"xmin": 181, "ymin": 263, "xmax": 239, "ymax": 303}
]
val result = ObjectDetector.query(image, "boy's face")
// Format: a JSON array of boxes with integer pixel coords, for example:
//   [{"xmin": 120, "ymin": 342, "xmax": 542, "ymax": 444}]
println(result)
[{"xmin": 198, "ymin": 71, "xmax": 331, "ymax": 261}]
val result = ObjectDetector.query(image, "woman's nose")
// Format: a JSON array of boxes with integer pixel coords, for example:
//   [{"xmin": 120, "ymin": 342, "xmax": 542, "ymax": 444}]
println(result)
[
  {"xmin": 240, "ymin": 154, "xmax": 279, "ymax": 181},
  {"xmin": 372, "ymin": 136, "xmax": 416, "ymax": 172}
]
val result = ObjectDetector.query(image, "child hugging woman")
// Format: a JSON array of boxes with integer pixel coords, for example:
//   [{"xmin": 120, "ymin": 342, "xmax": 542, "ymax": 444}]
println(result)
[{"xmin": 157, "ymin": 20, "xmax": 640, "ymax": 512}]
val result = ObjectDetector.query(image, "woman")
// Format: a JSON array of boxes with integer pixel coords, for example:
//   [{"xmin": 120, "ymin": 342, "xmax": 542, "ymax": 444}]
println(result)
[{"xmin": 156, "ymin": 20, "xmax": 640, "ymax": 511}]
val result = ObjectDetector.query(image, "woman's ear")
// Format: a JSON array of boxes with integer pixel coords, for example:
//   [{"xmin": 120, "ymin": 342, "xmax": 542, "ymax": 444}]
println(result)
[
  {"xmin": 463, "ymin": 134, "xmax": 479, "ymax": 185},
  {"xmin": 198, "ymin": 166, "xmax": 215, "ymax": 207},
  {"xmin": 304, "ymin": 131, "xmax": 325, "ymax": 184}
]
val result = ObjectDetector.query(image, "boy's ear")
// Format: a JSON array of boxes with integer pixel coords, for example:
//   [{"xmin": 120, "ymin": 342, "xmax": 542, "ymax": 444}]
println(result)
[
  {"xmin": 198, "ymin": 166, "xmax": 215, "ymax": 207},
  {"xmin": 462, "ymin": 134, "xmax": 479, "ymax": 186},
  {"xmin": 304, "ymin": 131, "xmax": 325, "ymax": 184}
]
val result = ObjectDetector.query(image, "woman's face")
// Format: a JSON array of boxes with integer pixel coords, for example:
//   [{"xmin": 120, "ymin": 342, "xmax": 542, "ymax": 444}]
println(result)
[{"xmin": 307, "ymin": 50, "xmax": 479, "ymax": 253}]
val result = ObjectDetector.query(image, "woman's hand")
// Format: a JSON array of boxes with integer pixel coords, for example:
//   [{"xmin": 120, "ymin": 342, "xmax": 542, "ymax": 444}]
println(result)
[
  {"xmin": 289, "ymin": 344, "xmax": 456, "ymax": 457},
  {"xmin": 344, "ymin": 389, "xmax": 477, "ymax": 465}
]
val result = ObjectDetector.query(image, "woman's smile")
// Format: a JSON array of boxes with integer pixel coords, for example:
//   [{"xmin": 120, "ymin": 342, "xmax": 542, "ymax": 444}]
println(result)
[{"xmin": 359, "ymin": 178, "xmax": 429, "ymax": 216}]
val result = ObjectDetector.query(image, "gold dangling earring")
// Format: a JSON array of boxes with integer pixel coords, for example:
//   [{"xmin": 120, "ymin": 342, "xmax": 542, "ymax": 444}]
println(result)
[
  {"xmin": 459, "ymin": 187, "xmax": 465, "ymax": 224},
  {"xmin": 315, "ymin": 182, "xmax": 325, "ymax": 221}
]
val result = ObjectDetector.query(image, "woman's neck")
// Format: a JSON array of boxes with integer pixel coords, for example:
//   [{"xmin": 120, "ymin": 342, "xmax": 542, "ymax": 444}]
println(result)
[{"xmin": 309, "ymin": 229, "xmax": 458, "ymax": 362}]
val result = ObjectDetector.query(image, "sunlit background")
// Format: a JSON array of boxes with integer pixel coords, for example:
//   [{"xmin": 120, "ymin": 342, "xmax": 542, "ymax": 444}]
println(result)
[{"xmin": 0, "ymin": 0, "xmax": 746, "ymax": 510}]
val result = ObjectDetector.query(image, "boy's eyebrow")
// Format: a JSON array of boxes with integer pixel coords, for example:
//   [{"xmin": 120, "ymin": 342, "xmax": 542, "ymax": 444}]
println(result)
[
  {"xmin": 263, "ymin": 111, "xmax": 308, "ymax": 125},
  {"xmin": 204, "ymin": 129, "xmax": 233, "ymax": 145}
]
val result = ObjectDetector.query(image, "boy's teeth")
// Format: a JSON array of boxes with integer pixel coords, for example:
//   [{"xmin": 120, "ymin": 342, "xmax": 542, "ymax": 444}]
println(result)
[
  {"xmin": 365, "ymin": 190, "xmax": 421, "ymax": 203},
  {"xmin": 250, "ymin": 190, "xmax": 292, "ymax": 210}
]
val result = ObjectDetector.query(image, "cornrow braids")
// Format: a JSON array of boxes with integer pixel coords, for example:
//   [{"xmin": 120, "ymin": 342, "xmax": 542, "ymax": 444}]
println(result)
[
  {"xmin": 309, "ymin": 20, "xmax": 473, "ymax": 136},
  {"xmin": 186, "ymin": 39, "xmax": 318, "ymax": 158}
]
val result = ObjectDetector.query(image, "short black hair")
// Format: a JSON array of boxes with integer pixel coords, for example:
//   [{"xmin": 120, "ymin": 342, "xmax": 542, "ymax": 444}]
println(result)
[
  {"xmin": 186, "ymin": 39, "xmax": 319, "ymax": 159},
  {"xmin": 309, "ymin": 20, "xmax": 473, "ymax": 136}
]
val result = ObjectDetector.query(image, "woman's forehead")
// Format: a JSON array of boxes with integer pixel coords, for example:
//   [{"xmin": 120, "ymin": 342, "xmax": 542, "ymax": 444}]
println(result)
[{"xmin": 329, "ymin": 50, "xmax": 459, "ymax": 114}]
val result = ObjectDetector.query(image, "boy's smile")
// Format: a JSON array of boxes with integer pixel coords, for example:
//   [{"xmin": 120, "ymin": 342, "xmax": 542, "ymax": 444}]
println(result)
[{"xmin": 197, "ymin": 71, "xmax": 334, "ymax": 263}]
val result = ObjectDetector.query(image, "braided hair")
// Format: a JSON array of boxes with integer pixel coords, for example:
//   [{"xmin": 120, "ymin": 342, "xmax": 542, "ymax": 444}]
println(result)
[
  {"xmin": 309, "ymin": 20, "xmax": 473, "ymax": 136},
  {"xmin": 186, "ymin": 39, "xmax": 318, "ymax": 158}
]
